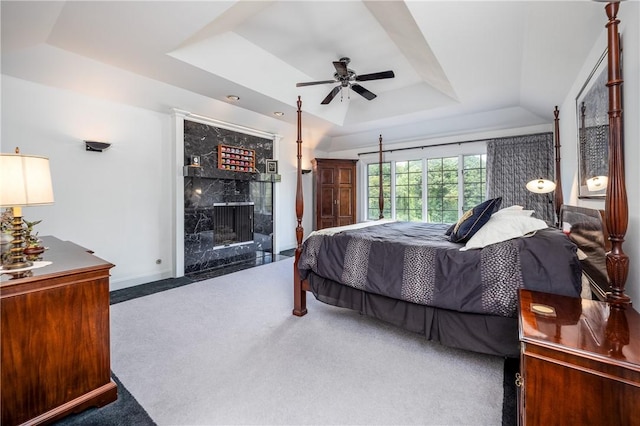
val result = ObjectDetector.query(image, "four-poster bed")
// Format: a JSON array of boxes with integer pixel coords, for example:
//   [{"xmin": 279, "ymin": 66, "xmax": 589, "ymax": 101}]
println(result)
[
  {"xmin": 292, "ymin": 1, "xmax": 631, "ymax": 359},
  {"xmin": 292, "ymin": 102, "xmax": 579, "ymax": 357}
]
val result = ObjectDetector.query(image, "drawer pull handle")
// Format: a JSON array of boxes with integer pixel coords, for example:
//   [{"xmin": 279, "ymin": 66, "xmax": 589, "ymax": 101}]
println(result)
[{"xmin": 515, "ymin": 372, "xmax": 524, "ymax": 388}]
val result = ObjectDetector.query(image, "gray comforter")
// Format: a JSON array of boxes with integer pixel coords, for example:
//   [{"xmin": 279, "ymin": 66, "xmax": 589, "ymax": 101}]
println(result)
[{"xmin": 298, "ymin": 221, "xmax": 581, "ymax": 318}]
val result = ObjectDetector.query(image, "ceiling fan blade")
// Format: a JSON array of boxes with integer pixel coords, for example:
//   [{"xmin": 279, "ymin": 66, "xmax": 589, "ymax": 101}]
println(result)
[
  {"xmin": 333, "ymin": 61, "xmax": 349, "ymax": 77},
  {"xmin": 296, "ymin": 80, "xmax": 336, "ymax": 87},
  {"xmin": 321, "ymin": 86, "xmax": 341, "ymax": 105},
  {"xmin": 351, "ymin": 84, "xmax": 376, "ymax": 100},
  {"xmin": 356, "ymin": 70, "xmax": 395, "ymax": 82}
]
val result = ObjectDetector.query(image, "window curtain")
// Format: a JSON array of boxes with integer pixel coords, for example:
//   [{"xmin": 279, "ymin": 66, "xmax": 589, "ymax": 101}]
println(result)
[{"xmin": 486, "ymin": 133, "xmax": 555, "ymax": 223}]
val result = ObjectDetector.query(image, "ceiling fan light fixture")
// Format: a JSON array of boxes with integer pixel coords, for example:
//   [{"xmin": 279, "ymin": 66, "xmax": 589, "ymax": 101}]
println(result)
[{"xmin": 296, "ymin": 57, "xmax": 395, "ymax": 105}]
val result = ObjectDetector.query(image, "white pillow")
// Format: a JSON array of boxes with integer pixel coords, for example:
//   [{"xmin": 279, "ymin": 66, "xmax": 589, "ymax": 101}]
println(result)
[
  {"xmin": 492, "ymin": 205, "xmax": 535, "ymax": 217},
  {"xmin": 460, "ymin": 214, "xmax": 548, "ymax": 251}
]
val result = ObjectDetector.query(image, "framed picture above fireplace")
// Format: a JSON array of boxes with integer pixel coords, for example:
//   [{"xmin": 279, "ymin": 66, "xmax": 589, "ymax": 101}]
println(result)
[{"xmin": 266, "ymin": 159, "xmax": 278, "ymax": 174}]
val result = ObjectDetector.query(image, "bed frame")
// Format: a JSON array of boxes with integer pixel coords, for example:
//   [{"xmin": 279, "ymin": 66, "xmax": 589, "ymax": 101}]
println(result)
[{"xmin": 293, "ymin": 1, "xmax": 630, "ymax": 320}]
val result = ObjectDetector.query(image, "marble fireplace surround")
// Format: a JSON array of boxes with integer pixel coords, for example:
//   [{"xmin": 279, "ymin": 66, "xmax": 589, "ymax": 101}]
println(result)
[{"xmin": 182, "ymin": 118, "xmax": 278, "ymax": 275}]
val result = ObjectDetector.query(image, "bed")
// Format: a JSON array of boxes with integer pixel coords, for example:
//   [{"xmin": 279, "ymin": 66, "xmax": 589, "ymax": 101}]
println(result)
[{"xmin": 291, "ymin": 2, "xmax": 631, "ymax": 358}]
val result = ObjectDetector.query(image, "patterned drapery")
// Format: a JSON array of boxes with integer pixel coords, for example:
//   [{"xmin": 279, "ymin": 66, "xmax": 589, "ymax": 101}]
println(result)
[{"xmin": 486, "ymin": 133, "xmax": 555, "ymax": 223}]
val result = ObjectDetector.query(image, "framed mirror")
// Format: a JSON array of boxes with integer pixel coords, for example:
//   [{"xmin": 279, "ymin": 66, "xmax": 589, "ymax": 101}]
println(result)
[{"xmin": 576, "ymin": 49, "xmax": 609, "ymax": 198}]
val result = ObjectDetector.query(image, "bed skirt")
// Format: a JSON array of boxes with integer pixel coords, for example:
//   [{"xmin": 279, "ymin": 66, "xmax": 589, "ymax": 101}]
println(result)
[{"xmin": 308, "ymin": 272, "xmax": 520, "ymax": 358}]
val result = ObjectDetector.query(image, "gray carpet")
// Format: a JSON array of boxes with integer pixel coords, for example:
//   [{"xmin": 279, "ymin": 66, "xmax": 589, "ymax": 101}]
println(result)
[{"xmin": 110, "ymin": 257, "xmax": 504, "ymax": 425}]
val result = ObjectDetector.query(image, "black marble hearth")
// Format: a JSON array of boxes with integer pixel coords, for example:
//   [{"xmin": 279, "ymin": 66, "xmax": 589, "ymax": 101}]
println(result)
[{"xmin": 183, "ymin": 120, "xmax": 275, "ymax": 274}]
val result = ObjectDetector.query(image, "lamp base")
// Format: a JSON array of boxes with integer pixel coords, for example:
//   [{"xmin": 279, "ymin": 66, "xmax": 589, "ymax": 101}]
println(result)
[
  {"xmin": 3, "ymin": 259, "xmax": 33, "ymax": 270},
  {"xmin": 2, "ymin": 206, "xmax": 33, "ymax": 270}
]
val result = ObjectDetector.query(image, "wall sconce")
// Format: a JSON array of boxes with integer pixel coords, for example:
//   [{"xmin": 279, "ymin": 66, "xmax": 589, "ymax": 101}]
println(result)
[
  {"xmin": 526, "ymin": 178, "xmax": 556, "ymax": 194},
  {"xmin": 85, "ymin": 140, "xmax": 111, "ymax": 152},
  {"xmin": 586, "ymin": 175, "xmax": 608, "ymax": 192},
  {"xmin": 0, "ymin": 148, "xmax": 55, "ymax": 269}
]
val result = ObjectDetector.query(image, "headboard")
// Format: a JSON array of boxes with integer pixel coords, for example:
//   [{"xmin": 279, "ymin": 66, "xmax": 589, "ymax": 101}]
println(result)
[{"xmin": 561, "ymin": 205, "xmax": 611, "ymax": 301}]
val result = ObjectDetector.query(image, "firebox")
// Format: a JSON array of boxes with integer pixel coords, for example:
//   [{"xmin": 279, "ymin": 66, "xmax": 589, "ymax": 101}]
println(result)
[{"xmin": 212, "ymin": 202, "xmax": 254, "ymax": 247}]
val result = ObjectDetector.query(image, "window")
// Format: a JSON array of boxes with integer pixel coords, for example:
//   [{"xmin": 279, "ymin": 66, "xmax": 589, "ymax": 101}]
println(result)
[
  {"xmin": 365, "ymin": 153, "xmax": 486, "ymax": 223},
  {"xmin": 367, "ymin": 162, "xmax": 391, "ymax": 220},
  {"xmin": 462, "ymin": 154, "xmax": 487, "ymax": 211},
  {"xmin": 395, "ymin": 160, "xmax": 423, "ymax": 221},
  {"xmin": 427, "ymin": 157, "xmax": 458, "ymax": 223}
]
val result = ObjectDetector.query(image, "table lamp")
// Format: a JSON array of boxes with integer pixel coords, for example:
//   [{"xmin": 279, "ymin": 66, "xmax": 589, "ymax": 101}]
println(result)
[
  {"xmin": 0, "ymin": 148, "xmax": 54, "ymax": 270},
  {"xmin": 526, "ymin": 178, "xmax": 556, "ymax": 194}
]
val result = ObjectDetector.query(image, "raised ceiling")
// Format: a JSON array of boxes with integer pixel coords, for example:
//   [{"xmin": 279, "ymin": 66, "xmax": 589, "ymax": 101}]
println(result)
[{"xmin": 1, "ymin": 1, "xmax": 605, "ymax": 151}]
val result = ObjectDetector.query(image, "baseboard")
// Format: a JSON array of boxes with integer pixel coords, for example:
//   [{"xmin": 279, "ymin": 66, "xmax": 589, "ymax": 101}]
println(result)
[{"xmin": 109, "ymin": 270, "xmax": 173, "ymax": 291}]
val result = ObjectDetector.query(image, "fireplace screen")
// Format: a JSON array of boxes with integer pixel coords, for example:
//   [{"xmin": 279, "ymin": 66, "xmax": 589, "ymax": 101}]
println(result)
[{"xmin": 213, "ymin": 202, "xmax": 254, "ymax": 247}]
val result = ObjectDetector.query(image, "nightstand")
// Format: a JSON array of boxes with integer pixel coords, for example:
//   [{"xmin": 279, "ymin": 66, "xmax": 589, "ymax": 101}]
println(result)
[
  {"xmin": 517, "ymin": 289, "xmax": 640, "ymax": 425},
  {"xmin": 1, "ymin": 237, "xmax": 117, "ymax": 425}
]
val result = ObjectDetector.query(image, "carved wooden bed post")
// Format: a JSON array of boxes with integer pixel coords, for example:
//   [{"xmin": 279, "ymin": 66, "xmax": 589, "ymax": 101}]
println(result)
[
  {"xmin": 293, "ymin": 96, "xmax": 308, "ymax": 316},
  {"xmin": 553, "ymin": 106, "xmax": 563, "ymax": 226},
  {"xmin": 378, "ymin": 134, "xmax": 384, "ymax": 219},
  {"xmin": 603, "ymin": 1, "xmax": 630, "ymax": 305}
]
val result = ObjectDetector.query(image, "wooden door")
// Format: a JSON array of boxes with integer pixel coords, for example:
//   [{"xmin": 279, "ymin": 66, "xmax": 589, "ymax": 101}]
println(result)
[{"xmin": 313, "ymin": 159, "xmax": 357, "ymax": 230}]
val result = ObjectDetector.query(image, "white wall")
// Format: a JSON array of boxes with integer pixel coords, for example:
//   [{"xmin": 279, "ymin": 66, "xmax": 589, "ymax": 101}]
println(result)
[
  {"xmin": 1, "ymin": 75, "xmax": 304, "ymax": 290},
  {"xmin": 2, "ymin": 76, "xmax": 173, "ymax": 288},
  {"xmin": 559, "ymin": 2, "xmax": 639, "ymax": 303}
]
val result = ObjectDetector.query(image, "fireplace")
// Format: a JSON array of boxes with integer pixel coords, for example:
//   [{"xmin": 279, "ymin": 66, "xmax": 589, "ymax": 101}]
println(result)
[{"xmin": 212, "ymin": 202, "xmax": 254, "ymax": 247}]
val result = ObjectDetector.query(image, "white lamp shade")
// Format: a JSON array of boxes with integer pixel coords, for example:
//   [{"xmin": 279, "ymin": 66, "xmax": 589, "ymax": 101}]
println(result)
[
  {"xmin": 586, "ymin": 175, "xmax": 608, "ymax": 192},
  {"xmin": 0, "ymin": 153, "xmax": 54, "ymax": 207},
  {"xmin": 526, "ymin": 178, "xmax": 556, "ymax": 194}
]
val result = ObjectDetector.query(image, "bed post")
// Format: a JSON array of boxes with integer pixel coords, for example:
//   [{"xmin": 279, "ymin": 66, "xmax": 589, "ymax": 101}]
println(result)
[
  {"xmin": 553, "ymin": 106, "xmax": 563, "ymax": 227},
  {"xmin": 378, "ymin": 134, "xmax": 384, "ymax": 219},
  {"xmin": 293, "ymin": 96, "xmax": 308, "ymax": 316},
  {"xmin": 603, "ymin": 2, "xmax": 630, "ymax": 305}
]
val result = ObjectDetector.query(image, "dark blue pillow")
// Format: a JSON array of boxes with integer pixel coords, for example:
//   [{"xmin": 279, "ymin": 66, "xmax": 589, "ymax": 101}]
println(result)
[
  {"xmin": 449, "ymin": 197, "xmax": 502, "ymax": 243},
  {"xmin": 444, "ymin": 223, "xmax": 455, "ymax": 236}
]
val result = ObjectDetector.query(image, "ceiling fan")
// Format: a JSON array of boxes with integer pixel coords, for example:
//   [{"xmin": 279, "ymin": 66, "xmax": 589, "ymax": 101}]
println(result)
[{"xmin": 296, "ymin": 57, "xmax": 395, "ymax": 105}]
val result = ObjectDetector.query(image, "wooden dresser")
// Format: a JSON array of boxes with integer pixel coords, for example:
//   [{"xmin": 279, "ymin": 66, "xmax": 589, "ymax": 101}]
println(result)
[
  {"xmin": 312, "ymin": 158, "xmax": 358, "ymax": 230},
  {"xmin": 1, "ymin": 236, "xmax": 117, "ymax": 425},
  {"xmin": 517, "ymin": 289, "xmax": 640, "ymax": 425}
]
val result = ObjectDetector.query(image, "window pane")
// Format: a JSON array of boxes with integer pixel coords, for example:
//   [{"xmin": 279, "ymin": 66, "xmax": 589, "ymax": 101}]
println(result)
[
  {"xmin": 442, "ymin": 197, "xmax": 457, "ymax": 211},
  {"xmin": 429, "ymin": 211, "xmax": 443, "ymax": 223},
  {"xmin": 442, "ymin": 211, "xmax": 458, "ymax": 223},
  {"xmin": 443, "ymin": 157, "xmax": 458, "ymax": 170},
  {"xmin": 409, "ymin": 160, "xmax": 422, "ymax": 173},
  {"xmin": 396, "ymin": 173, "xmax": 409, "ymax": 186}
]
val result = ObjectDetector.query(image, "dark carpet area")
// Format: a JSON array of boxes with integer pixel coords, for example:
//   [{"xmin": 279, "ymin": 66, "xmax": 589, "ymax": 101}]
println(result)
[
  {"xmin": 52, "ymin": 374, "xmax": 155, "ymax": 426},
  {"xmin": 502, "ymin": 357, "xmax": 520, "ymax": 426}
]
